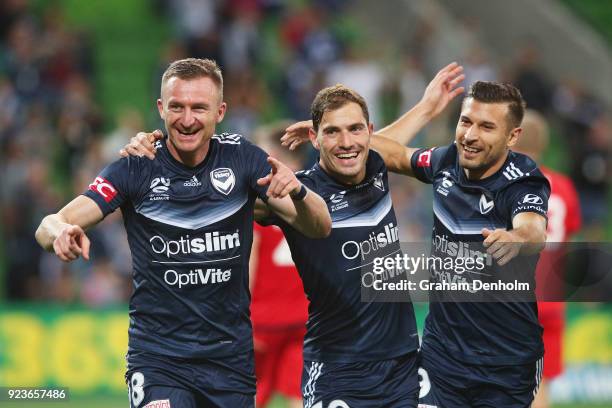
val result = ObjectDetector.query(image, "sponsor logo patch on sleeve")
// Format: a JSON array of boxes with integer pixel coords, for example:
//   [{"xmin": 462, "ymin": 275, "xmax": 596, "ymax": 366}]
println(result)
[
  {"xmin": 143, "ymin": 400, "xmax": 171, "ymax": 408},
  {"xmin": 88, "ymin": 176, "xmax": 117, "ymax": 203},
  {"xmin": 417, "ymin": 148, "xmax": 434, "ymax": 168}
]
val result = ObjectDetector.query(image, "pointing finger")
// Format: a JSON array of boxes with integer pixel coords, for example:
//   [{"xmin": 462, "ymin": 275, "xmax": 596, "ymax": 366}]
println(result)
[
  {"xmin": 267, "ymin": 156, "xmax": 282, "ymax": 172},
  {"xmin": 257, "ymin": 173, "xmax": 272, "ymax": 186}
]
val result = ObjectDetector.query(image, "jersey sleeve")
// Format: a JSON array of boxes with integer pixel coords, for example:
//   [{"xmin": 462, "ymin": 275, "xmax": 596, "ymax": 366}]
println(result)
[
  {"xmin": 409, "ymin": 145, "xmax": 452, "ymax": 184},
  {"xmin": 242, "ymin": 140, "xmax": 272, "ymax": 202},
  {"xmin": 82, "ymin": 157, "xmax": 134, "ymax": 216},
  {"xmin": 256, "ymin": 170, "xmax": 316, "ymax": 227},
  {"xmin": 502, "ymin": 176, "xmax": 551, "ymax": 221}
]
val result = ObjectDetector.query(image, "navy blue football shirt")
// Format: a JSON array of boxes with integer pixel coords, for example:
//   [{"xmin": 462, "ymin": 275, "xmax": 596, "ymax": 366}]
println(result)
[
  {"xmin": 411, "ymin": 143, "xmax": 550, "ymax": 365},
  {"xmin": 264, "ymin": 150, "xmax": 419, "ymax": 363},
  {"xmin": 84, "ymin": 133, "xmax": 270, "ymax": 359}
]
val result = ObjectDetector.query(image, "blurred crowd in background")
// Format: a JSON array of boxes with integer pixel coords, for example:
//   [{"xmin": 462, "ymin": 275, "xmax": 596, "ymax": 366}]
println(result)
[{"xmin": 0, "ymin": 0, "xmax": 610, "ymax": 305}]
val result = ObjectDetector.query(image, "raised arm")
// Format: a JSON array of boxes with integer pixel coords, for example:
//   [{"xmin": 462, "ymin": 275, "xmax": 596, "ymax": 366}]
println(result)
[
  {"xmin": 377, "ymin": 62, "xmax": 464, "ymax": 143},
  {"xmin": 281, "ymin": 62, "xmax": 464, "ymax": 177},
  {"xmin": 371, "ymin": 62, "xmax": 465, "ymax": 176},
  {"xmin": 35, "ymin": 195, "xmax": 104, "ymax": 261},
  {"xmin": 256, "ymin": 156, "xmax": 331, "ymax": 238}
]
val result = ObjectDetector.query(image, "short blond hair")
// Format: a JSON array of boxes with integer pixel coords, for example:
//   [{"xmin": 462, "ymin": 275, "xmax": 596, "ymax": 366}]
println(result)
[{"xmin": 161, "ymin": 58, "xmax": 224, "ymax": 100}]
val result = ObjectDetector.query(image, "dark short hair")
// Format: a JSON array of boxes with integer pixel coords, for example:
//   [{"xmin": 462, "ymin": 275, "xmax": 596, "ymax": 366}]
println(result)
[
  {"xmin": 161, "ymin": 58, "xmax": 224, "ymax": 99},
  {"xmin": 311, "ymin": 84, "xmax": 369, "ymax": 131},
  {"xmin": 465, "ymin": 81, "xmax": 526, "ymax": 129}
]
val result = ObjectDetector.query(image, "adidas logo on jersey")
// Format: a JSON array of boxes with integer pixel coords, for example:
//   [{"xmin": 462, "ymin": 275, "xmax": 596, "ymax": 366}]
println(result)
[
  {"xmin": 183, "ymin": 175, "xmax": 202, "ymax": 187},
  {"xmin": 502, "ymin": 162, "xmax": 530, "ymax": 180}
]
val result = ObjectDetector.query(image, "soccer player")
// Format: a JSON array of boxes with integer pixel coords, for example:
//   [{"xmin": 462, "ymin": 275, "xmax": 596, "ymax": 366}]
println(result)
[
  {"xmin": 123, "ymin": 63, "xmax": 466, "ymax": 407},
  {"xmin": 369, "ymin": 82, "xmax": 551, "ymax": 407},
  {"xmin": 35, "ymin": 58, "xmax": 331, "ymax": 408},
  {"xmin": 249, "ymin": 122, "xmax": 309, "ymax": 408},
  {"xmin": 267, "ymin": 85, "xmax": 424, "ymax": 408},
  {"xmin": 513, "ymin": 109, "xmax": 582, "ymax": 408},
  {"xmin": 285, "ymin": 80, "xmax": 551, "ymax": 407}
]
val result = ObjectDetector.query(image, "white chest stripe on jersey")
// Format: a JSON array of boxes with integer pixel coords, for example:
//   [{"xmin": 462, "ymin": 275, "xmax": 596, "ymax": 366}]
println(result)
[
  {"xmin": 433, "ymin": 200, "xmax": 505, "ymax": 235},
  {"xmin": 135, "ymin": 196, "xmax": 248, "ymax": 230},
  {"xmin": 332, "ymin": 193, "xmax": 393, "ymax": 229}
]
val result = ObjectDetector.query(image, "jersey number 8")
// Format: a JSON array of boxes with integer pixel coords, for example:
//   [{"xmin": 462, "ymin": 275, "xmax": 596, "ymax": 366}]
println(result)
[{"xmin": 128, "ymin": 371, "xmax": 145, "ymax": 407}]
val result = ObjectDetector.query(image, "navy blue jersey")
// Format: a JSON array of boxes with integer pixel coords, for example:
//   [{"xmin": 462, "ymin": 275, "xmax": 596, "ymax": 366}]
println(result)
[
  {"xmin": 264, "ymin": 151, "xmax": 419, "ymax": 363},
  {"xmin": 411, "ymin": 143, "xmax": 551, "ymax": 365},
  {"xmin": 84, "ymin": 134, "xmax": 270, "ymax": 359}
]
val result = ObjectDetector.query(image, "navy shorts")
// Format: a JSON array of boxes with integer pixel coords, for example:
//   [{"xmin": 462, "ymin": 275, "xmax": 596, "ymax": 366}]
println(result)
[
  {"xmin": 302, "ymin": 351, "xmax": 419, "ymax": 408},
  {"xmin": 418, "ymin": 350, "xmax": 543, "ymax": 408},
  {"xmin": 126, "ymin": 350, "xmax": 255, "ymax": 408}
]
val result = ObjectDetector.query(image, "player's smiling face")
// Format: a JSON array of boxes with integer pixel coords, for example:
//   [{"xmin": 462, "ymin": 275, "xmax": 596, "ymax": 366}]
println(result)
[
  {"xmin": 455, "ymin": 98, "xmax": 520, "ymax": 180},
  {"xmin": 310, "ymin": 102, "xmax": 372, "ymax": 185},
  {"xmin": 158, "ymin": 76, "xmax": 227, "ymax": 165}
]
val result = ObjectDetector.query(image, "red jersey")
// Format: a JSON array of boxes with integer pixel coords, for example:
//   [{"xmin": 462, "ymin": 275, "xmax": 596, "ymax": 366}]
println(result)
[
  {"xmin": 541, "ymin": 167, "xmax": 581, "ymax": 243},
  {"xmin": 537, "ymin": 167, "xmax": 581, "ymax": 319},
  {"xmin": 250, "ymin": 223, "xmax": 308, "ymax": 328}
]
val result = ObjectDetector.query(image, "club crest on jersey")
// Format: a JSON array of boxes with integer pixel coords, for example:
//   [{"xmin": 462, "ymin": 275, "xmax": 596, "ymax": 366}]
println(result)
[
  {"xmin": 210, "ymin": 168, "xmax": 235, "ymax": 195},
  {"xmin": 373, "ymin": 172, "xmax": 385, "ymax": 191},
  {"xmin": 479, "ymin": 193, "xmax": 495, "ymax": 215}
]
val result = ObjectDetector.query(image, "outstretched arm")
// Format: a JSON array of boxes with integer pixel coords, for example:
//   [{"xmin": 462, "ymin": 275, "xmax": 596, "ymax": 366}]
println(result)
[
  {"xmin": 482, "ymin": 212, "xmax": 547, "ymax": 266},
  {"xmin": 257, "ymin": 156, "xmax": 331, "ymax": 238},
  {"xmin": 35, "ymin": 195, "xmax": 104, "ymax": 261}
]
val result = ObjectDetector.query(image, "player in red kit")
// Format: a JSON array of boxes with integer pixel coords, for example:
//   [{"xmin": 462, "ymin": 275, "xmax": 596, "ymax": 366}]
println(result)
[
  {"xmin": 513, "ymin": 110, "xmax": 582, "ymax": 408},
  {"xmin": 250, "ymin": 123, "xmax": 309, "ymax": 408}
]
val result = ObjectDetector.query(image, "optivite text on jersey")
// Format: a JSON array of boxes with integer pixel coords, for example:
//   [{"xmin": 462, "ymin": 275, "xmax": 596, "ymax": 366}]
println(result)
[{"xmin": 164, "ymin": 268, "xmax": 232, "ymax": 288}]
